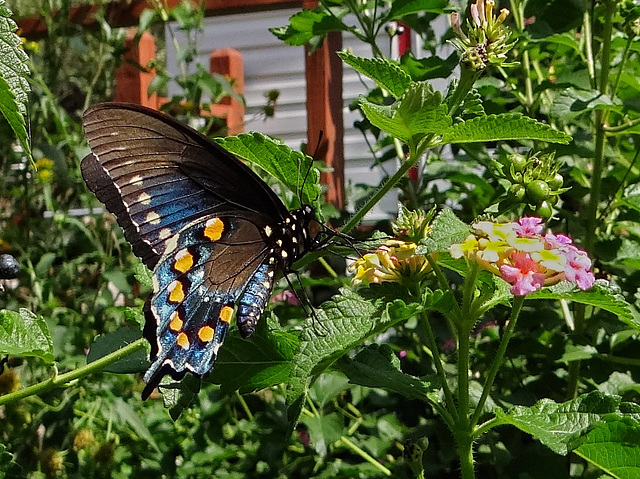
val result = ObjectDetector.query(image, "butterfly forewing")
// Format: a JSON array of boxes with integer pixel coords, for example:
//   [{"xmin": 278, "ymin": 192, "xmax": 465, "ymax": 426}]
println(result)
[{"xmin": 81, "ymin": 103, "xmax": 316, "ymax": 398}]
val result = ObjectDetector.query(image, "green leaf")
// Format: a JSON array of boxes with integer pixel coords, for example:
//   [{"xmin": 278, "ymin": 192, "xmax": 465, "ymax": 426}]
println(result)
[
  {"xmin": 302, "ymin": 412, "xmax": 344, "ymax": 457},
  {"xmin": 529, "ymin": 280, "xmax": 638, "ymax": 332},
  {"xmin": 0, "ymin": 1, "xmax": 29, "ymax": 114},
  {"xmin": 0, "ymin": 443, "xmax": 21, "ymax": 479},
  {"xmin": 0, "ymin": 75, "xmax": 31, "ymax": 163},
  {"xmin": 418, "ymin": 208, "xmax": 470, "ymax": 254},
  {"xmin": 387, "ymin": 0, "xmax": 456, "ymax": 18},
  {"xmin": 437, "ymin": 113, "xmax": 572, "ymax": 145},
  {"xmin": 286, "ymin": 288, "xmax": 421, "ymax": 428},
  {"xmin": 550, "ymin": 88, "xmax": 617, "ymax": 122},
  {"xmin": 0, "ymin": 1, "xmax": 31, "ymax": 163},
  {"xmin": 87, "ymin": 327, "xmax": 147, "ymax": 374},
  {"xmin": 338, "ymin": 344, "xmax": 439, "ymax": 403},
  {"xmin": 114, "ymin": 398, "xmax": 160, "ymax": 452},
  {"xmin": 359, "ymin": 81, "xmax": 451, "ymax": 145},
  {"xmin": 495, "ymin": 391, "xmax": 625, "ymax": 455},
  {"xmin": 269, "ymin": 9, "xmax": 346, "ymax": 51},
  {"xmin": 0, "ymin": 309, "xmax": 54, "ymax": 363},
  {"xmin": 215, "ymin": 133, "xmax": 323, "ymax": 219},
  {"xmin": 574, "ymin": 416, "xmax": 640, "ymax": 479},
  {"xmin": 208, "ymin": 320, "xmax": 299, "ymax": 393},
  {"xmin": 338, "ymin": 51, "xmax": 412, "ymax": 98}
]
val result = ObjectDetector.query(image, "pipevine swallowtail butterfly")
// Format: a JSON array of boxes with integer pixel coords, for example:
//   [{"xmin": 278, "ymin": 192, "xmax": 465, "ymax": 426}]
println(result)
[{"xmin": 81, "ymin": 102, "xmax": 321, "ymax": 398}]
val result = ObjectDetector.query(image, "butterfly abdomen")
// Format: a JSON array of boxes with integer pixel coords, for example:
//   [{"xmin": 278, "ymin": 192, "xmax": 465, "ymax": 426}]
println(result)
[{"xmin": 237, "ymin": 263, "xmax": 275, "ymax": 338}]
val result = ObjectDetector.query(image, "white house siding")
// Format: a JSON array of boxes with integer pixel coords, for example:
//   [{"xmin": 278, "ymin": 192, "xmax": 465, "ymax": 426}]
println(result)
[{"xmin": 165, "ymin": 8, "xmax": 404, "ymax": 219}]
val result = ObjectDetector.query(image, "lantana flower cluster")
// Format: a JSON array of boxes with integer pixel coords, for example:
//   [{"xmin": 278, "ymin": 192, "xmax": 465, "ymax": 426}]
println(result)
[
  {"xmin": 350, "ymin": 240, "xmax": 433, "ymax": 288},
  {"xmin": 450, "ymin": 217, "xmax": 595, "ymax": 296}
]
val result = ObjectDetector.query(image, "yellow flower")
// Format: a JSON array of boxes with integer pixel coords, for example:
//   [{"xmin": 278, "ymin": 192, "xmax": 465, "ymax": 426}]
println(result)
[
  {"xmin": 34, "ymin": 157, "xmax": 55, "ymax": 182},
  {"xmin": 350, "ymin": 240, "xmax": 433, "ymax": 288}
]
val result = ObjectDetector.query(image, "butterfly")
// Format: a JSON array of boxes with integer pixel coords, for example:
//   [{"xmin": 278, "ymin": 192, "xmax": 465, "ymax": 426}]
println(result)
[{"xmin": 81, "ymin": 102, "xmax": 321, "ymax": 399}]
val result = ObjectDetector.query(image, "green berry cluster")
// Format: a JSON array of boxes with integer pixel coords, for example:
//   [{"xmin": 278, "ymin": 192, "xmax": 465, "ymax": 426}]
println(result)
[{"xmin": 499, "ymin": 151, "xmax": 567, "ymax": 219}]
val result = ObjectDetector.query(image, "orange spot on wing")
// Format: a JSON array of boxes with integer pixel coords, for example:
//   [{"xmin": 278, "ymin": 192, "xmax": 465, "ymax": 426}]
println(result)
[
  {"xmin": 174, "ymin": 250, "xmax": 194, "ymax": 273},
  {"xmin": 168, "ymin": 281, "xmax": 185, "ymax": 303},
  {"xmin": 198, "ymin": 326, "xmax": 215, "ymax": 343},
  {"xmin": 169, "ymin": 311, "xmax": 183, "ymax": 332},
  {"xmin": 176, "ymin": 332, "xmax": 190, "ymax": 349},
  {"xmin": 204, "ymin": 218, "xmax": 225, "ymax": 241},
  {"xmin": 219, "ymin": 305, "xmax": 234, "ymax": 323}
]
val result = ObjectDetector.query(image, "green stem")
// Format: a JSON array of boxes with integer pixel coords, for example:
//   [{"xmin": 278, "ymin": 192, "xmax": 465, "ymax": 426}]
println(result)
[
  {"xmin": 471, "ymin": 296, "xmax": 524, "ymax": 426},
  {"xmin": 0, "ymin": 338, "xmax": 147, "ymax": 406},
  {"xmin": 456, "ymin": 433, "xmax": 475, "ymax": 479},
  {"xmin": 447, "ymin": 67, "xmax": 482, "ymax": 118},
  {"xmin": 339, "ymin": 436, "xmax": 392, "ymax": 476},
  {"xmin": 341, "ymin": 153, "xmax": 416, "ymax": 234},
  {"xmin": 419, "ymin": 309, "xmax": 458, "ymax": 424}
]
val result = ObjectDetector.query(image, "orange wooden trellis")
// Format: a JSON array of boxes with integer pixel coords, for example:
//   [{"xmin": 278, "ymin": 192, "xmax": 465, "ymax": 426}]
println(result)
[{"xmin": 17, "ymin": 0, "xmax": 345, "ymax": 208}]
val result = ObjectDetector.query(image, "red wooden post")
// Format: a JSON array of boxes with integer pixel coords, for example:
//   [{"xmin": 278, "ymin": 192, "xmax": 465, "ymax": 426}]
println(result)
[
  {"xmin": 114, "ymin": 29, "xmax": 158, "ymax": 108},
  {"xmin": 210, "ymin": 48, "xmax": 245, "ymax": 135},
  {"xmin": 304, "ymin": 0, "xmax": 344, "ymax": 209}
]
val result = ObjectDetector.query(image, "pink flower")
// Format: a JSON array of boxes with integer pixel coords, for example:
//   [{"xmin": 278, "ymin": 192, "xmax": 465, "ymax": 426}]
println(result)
[
  {"xmin": 499, "ymin": 252, "xmax": 547, "ymax": 296},
  {"xmin": 271, "ymin": 290, "xmax": 299, "ymax": 306},
  {"xmin": 563, "ymin": 249, "xmax": 595, "ymax": 290},
  {"xmin": 544, "ymin": 233, "xmax": 573, "ymax": 249},
  {"xmin": 515, "ymin": 217, "xmax": 543, "ymax": 237}
]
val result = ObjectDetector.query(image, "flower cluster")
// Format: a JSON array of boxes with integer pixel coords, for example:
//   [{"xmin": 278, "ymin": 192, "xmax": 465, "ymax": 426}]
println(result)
[
  {"xmin": 450, "ymin": 217, "xmax": 595, "ymax": 296},
  {"xmin": 449, "ymin": 0, "xmax": 514, "ymax": 71},
  {"xmin": 350, "ymin": 240, "xmax": 433, "ymax": 288}
]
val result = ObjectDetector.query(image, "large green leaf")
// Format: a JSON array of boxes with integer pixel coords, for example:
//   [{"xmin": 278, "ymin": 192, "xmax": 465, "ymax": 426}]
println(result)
[
  {"xmin": 0, "ymin": 1, "xmax": 31, "ymax": 162},
  {"xmin": 338, "ymin": 344, "xmax": 439, "ymax": 403},
  {"xmin": 437, "ymin": 113, "xmax": 572, "ymax": 145},
  {"xmin": 208, "ymin": 319, "xmax": 300, "ymax": 393},
  {"xmin": 530, "ymin": 280, "xmax": 638, "ymax": 331},
  {"xmin": 338, "ymin": 51, "xmax": 412, "ymax": 99},
  {"xmin": 0, "ymin": 309, "xmax": 54, "ymax": 363},
  {"xmin": 359, "ymin": 81, "xmax": 451, "ymax": 145},
  {"xmin": 286, "ymin": 287, "xmax": 421, "ymax": 427},
  {"xmin": 573, "ymin": 416, "xmax": 640, "ymax": 479},
  {"xmin": 216, "ymin": 133, "xmax": 323, "ymax": 218},
  {"xmin": 495, "ymin": 391, "xmax": 627, "ymax": 455},
  {"xmin": 387, "ymin": 0, "xmax": 456, "ymax": 18}
]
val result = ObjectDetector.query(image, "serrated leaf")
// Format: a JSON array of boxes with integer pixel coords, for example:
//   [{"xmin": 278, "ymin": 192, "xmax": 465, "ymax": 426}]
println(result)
[
  {"xmin": 387, "ymin": 0, "xmax": 456, "ymax": 18},
  {"xmin": 496, "ymin": 391, "xmax": 624, "ymax": 455},
  {"xmin": 359, "ymin": 81, "xmax": 451, "ymax": 145},
  {"xmin": 87, "ymin": 327, "xmax": 147, "ymax": 374},
  {"xmin": 0, "ymin": 309, "xmax": 54, "ymax": 363},
  {"xmin": 437, "ymin": 113, "xmax": 572, "ymax": 145},
  {"xmin": 573, "ymin": 416, "xmax": 640, "ymax": 479},
  {"xmin": 338, "ymin": 344, "xmax": 439, "ymax": 403},
  {"xmin": 208, "ymin": 324, "xmax": 299, "ymax": 393},
  {"xmin": 0, "ymin": 1, "xmax": 29, "ymax": 115},
  {"xmin": 286, "ymin": 288, "xmax": 421, "ymax": 427},
  {"xmin": 0, "ymin": 75, "xmax": 31, "ymax": 163},
  {"xmin": 269, "ymin": 9, "xmax": 347, "ymax": 51},
  {"xmin": 529, "ymin": 280, "xmax": 638, "ymax": 331},
  {"xmin": 338, "ymin": 51, "xmax": 412, "ymax": 98},
  {"xmin": 418, "ymin": 208, "xmax": 470, "ymax": 254},
  {"xmin": 216, "ymin": 133, "xmax": 323, "ymax": 219}
]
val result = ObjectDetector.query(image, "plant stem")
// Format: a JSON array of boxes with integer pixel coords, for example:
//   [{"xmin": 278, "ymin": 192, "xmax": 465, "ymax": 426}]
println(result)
[
  {"xmin": 456, "ymin": 433, "xmax": 475, "ymax": 479},
  {"xmin": 471, "ymin": 296, "xmax": 524, "ymax": 426},
  {"xmin": 420, "ymin": 309, "xmax": 458, "ymax": 424},
  {"xmin": 0, "ymin": 338, "xmax": 147, "ymax": 406},
  {"xmin": 339, "ymin": 436, "xmax": 392, "ymax": 476}
]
